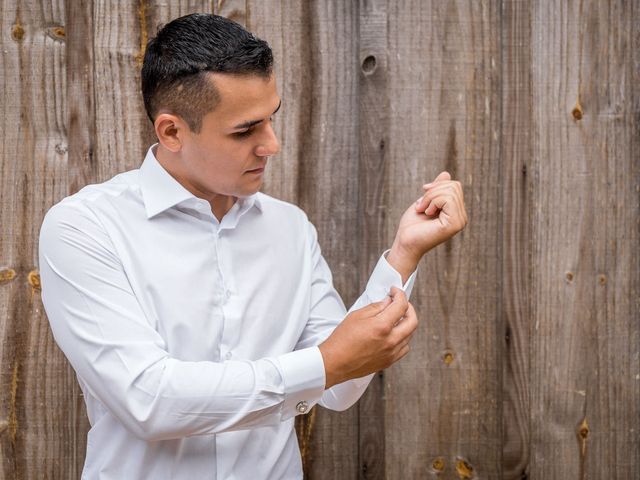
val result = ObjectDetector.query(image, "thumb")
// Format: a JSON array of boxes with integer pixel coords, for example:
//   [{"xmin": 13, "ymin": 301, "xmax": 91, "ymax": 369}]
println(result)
[
  {"xmin": 434, "ymin": 171, "xmax": 451, "ymax": 182},
  {"xmin": 362, "ymin": 294, "xmax": 393, "ymax": 316}
]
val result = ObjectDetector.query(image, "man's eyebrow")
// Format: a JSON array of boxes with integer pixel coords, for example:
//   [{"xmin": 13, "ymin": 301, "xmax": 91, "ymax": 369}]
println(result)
[{"xmin": 232, "ymin": 101, "xmax": 282, "ymax": 130}]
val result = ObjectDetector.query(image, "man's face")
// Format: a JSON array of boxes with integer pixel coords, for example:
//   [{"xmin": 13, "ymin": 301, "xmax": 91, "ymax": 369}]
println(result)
[{"xmin": 176, "ymin": 72, "xmax": 281, "ymax": 200}]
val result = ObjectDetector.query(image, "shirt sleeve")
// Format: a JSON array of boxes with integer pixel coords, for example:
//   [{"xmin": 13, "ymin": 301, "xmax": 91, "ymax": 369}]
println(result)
[
  {"xmin": 38, "ymin": 203, "xmax": 325, "ymax": 441},
  {"xmin": 294, "ymin": 220, "xmax": 417, "ymax": 412}
]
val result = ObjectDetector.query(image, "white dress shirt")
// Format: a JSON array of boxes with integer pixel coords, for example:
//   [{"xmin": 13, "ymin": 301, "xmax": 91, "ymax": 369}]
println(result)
[{"xmin": 39, "ymin": 144, "xmax": 416, "ymax": 480}]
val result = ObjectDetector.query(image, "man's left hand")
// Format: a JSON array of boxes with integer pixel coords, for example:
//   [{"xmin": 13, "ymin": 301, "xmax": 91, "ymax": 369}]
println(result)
[{"xmin": 386, "ymin": 171, "xmax": 468, "ymax": 282}]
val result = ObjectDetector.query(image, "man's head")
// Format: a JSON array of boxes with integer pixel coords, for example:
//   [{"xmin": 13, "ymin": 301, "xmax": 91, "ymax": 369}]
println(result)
[
  {"xmin": 141, "ymin": 14, "xmax": 281, "ymax": 207},
  {"xmin": 142, "ymin": 13, "xmax": 273, "ymax": 133}
]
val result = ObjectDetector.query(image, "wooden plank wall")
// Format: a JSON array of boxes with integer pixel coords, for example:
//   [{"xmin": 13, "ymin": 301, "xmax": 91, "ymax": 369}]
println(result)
[{"xmin": 1, "ymin": 1, "xmax": 638, "ymax": 478}]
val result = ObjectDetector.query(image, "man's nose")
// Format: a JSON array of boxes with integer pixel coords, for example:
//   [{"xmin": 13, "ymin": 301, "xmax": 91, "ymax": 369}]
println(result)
[{"xmin": 256, "ymin": 123, "xmax": 280, "ymax": 157}]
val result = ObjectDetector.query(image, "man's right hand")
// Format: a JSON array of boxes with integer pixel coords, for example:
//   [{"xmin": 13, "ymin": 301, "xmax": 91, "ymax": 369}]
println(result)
[{"xmin": 318, "ymin": 287, "xmax": 418, "ymax": 389}]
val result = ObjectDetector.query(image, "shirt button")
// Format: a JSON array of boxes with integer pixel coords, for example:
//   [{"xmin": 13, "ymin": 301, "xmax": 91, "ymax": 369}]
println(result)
[
  {"xmin": 296, "ymin": 401, "xmax": 308, "ymax": 414},
  {"xmin": 224, "ymin": 351, "xmax": 232, "ymax": 360}
]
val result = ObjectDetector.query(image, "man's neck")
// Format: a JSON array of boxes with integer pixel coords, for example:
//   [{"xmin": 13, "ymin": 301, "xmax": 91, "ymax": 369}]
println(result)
[{"xmin": 154, "ymin": 144, "xmax": 237, "ymax": 222}]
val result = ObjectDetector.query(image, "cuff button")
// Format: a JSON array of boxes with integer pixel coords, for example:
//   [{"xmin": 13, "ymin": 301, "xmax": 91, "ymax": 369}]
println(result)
[{"xmin": 296, "ymin": 401, "xmax": 308, "ymax": 414}]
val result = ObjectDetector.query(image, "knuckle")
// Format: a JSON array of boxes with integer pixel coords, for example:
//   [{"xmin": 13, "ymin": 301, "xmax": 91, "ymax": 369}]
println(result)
[
  {"xmin": 383, "ymin": 337, "xmax": 397, "ymax": 352},
  {"xmin": 376, "ymin": 323, "xmax": 392, "ymax": 337}
]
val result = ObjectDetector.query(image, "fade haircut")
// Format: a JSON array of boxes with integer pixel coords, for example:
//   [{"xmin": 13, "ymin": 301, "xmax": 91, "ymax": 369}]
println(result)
[{"xmin": 141, "ymin": 13, "xmax": 273, "ymax": 133}]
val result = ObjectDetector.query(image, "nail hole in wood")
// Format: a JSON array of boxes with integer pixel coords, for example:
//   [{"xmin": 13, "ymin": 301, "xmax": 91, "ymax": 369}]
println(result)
[{"xmin": 362, "ymin": 55, "xmax": 376, "ymax": 74}]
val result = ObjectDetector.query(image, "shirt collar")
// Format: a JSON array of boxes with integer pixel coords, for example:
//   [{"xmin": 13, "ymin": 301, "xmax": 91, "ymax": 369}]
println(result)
[{"xmin": 139, "ymin": 144, "xmax": 263, "ymax": 219}]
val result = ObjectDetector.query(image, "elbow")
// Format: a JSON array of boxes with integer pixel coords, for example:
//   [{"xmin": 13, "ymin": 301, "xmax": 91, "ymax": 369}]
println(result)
[
  {"xmin": 125, "ymin": 415, "xmax": 193, "ymax": 442},
  {"xmin": 115, "ymin": 392, "xmax": 194, "ymax": 442},
  {"xmin": 124, "ymin": 415, "xmax": 178, "ymax": 442}
]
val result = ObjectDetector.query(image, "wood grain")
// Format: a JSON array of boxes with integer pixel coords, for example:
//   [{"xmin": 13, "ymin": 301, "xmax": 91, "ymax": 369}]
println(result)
[
  {"xmin": 357, "ymin": 0, "xmax": 390, "ymax": 478},
  {"xmin": 385, "ymin": 1, "xmax": 502, "ymax": 478},
  {"xmin": 0, "ymin": 1, "xmax": 87, "ymax": 479},
  {"xmin": 500, "ymin": 1, "xmax": 533, "ymax": 478},
  {"xmin": 530, "ymin": 0, "xmax": 640, "ymax": 478},
  {"xmin": 289, "ymin": 2, "xmax": 361, "ymax": 478},
  {"xmin": 1, "ymin": 1, "xmax": 639, "ymax": 478}
]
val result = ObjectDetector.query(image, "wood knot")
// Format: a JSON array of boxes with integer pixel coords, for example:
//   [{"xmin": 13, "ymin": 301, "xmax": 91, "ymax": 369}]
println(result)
[
  {"xmin": 55, "ymin": 144, "xmax": 68, "ymax": 155},
  {"xmin": 455, "ymin": 458, "xmax": 474, "ymax": 479},
  {"xmin": 578, "ymin": 418, "xmax": 589, "ymax": 439},
  {"xmin": 11, "ymin": 23, "xmax": 25, "ymax": 41},
  {"xmin": 443, "ymin": 351, "xmax": 455, "ymax": 365},
  {"xmin": 598, "ymin": 274, "xmax": 607, "ymax": 285},
  {"xmin": 0, "ymin": 268, "xmax": 17, "ymax": 283},
  {"xmin": 572, "ymin": 102, "xmax": 583, "ymax": 120},
  {"xmin": 27, "ymin": 270, "xmax": 41, "ymax": 290},
  {"xmin": 565, "ymin": 271, "xmax": 574, "ymax": 283},
  {"xmin": 432, "ymin": 457, "xmax": 445, "ymax": 472},
  {"xmin": 47, "ymin": 26, "xmax": 66, "ymax": 41}
]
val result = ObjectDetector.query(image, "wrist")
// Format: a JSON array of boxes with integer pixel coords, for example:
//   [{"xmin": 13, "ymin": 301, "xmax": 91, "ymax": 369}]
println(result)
[
  {"xmin": 386, "ymin": 241, "xmax": 421, "ymax": 283},
  {"xmin": 318, "ymin": 342, "xmax": 341, "ymax": 389}
]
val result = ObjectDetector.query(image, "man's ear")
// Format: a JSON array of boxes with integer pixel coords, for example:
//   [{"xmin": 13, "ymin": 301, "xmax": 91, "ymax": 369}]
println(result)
[{"xmin": 154, "ymin": 113, "xmax": 187, "ymax": 153}]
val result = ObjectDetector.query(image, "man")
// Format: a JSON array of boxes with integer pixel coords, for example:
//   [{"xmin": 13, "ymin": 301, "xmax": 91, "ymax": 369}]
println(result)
[{"xmin": 39, "ymin": 13, "xmax": 467, "ymax": 480}]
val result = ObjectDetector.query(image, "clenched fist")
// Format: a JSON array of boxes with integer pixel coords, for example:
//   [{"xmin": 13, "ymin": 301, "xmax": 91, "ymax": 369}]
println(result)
[{"xmin": 387, "ymin": 171, "xmax": 468, "ymax": 281}]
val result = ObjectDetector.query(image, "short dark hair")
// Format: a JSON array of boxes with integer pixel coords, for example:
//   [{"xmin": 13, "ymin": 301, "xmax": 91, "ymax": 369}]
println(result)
[{"xmin": 141, "ymin": 13, "xmax": 273, "ymax": 133}]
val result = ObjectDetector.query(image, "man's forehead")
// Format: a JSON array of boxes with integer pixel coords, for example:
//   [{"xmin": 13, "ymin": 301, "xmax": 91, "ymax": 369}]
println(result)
[
  {"xmin": 205, "ymin": 72, "xmax": 279, "ymax": 124},
  {"xmin": 207, "ymin": 72, "xmax": 277, "ymax": 105}
]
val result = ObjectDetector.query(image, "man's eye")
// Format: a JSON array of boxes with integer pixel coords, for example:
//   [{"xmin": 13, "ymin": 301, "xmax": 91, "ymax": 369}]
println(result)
[{"xmin": 234, "ymin": 128, "xmax": 254, "ymax": 138}]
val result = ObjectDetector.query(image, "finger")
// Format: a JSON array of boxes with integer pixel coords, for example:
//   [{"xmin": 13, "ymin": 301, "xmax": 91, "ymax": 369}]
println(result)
[
  {"xmin": 391, "ymin": 303, "xmax": 418, "ymax": 342},
  {"xmin": 394, "ymin": 343, "xmax": 411, "ymax": 362},
  {"xmin": 376, "ymin": 288, "xmax": 409, "ymax": 325},
  {"xmin": 434, "ymin": 171, "xmax": 451, "ymax": 183},
  {"xmin": 416, "ymin": 183, "xmax": 455, "ymax": 212},
  {"xmin": 417, "ymin": 182, "xmax": 463, "ymax": 218},
  {"xmin": 423, "ymin": 188, "xmax": 450, "ymax": 216},
  {"xmin": 361, "ymin": 296, "xmax": 393, "ymax": 316}
]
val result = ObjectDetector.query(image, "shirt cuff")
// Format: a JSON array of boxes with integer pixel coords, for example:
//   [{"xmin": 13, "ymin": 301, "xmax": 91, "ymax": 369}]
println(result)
[
  {"xmin": 276, "ymin": 346, "xmax": 326, "ymax": 419},
  {"xmin": 364, "ymin": 249, "xmax": 417, "ymax": 302}
]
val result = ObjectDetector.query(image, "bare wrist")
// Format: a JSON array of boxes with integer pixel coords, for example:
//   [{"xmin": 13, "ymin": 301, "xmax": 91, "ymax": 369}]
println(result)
[
  {"xmin": 318, "ymin": 342, "xmax": 341, "ymax": 389},
  {"xmin": 386, "ymin": 243, "xmax": 420, "ymax": 284}
]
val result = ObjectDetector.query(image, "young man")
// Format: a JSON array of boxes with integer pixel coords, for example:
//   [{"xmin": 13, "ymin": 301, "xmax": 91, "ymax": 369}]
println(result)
[{"xmin": 39, "ymin": 13, "xmax": 467, "ymax": 480}]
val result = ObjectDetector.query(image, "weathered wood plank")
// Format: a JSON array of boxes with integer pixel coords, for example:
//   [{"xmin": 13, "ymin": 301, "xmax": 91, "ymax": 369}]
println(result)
[
  {"xmin": 500, "ymin": 1, "xmax": 533, "ymax": 478},
  {"xmin": 357, "ymin": 0, "xmax": 389, "ymax": 478},
  {"xmin": 215, "ymin": 0, "xmax": 245, "ymax": 28},
  {"xmin": 0, "ymin": 0, "xmax": 88, "ymax": 478},
  {"xmin": 530, "ymin": 0, "xmax": 640, "ymax": 478},
  {"xmin": 276, "ymin": 1, "xmax": 361, "ymax": 478},
  {"xmin": 385, "ymin": 1, "xmax": 502, "ymax": 477}
]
